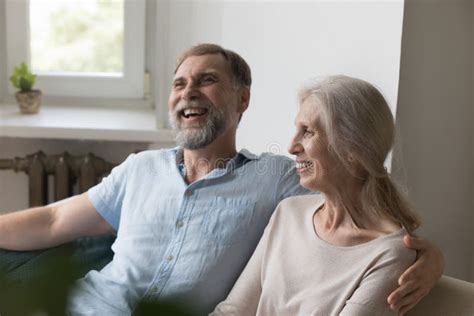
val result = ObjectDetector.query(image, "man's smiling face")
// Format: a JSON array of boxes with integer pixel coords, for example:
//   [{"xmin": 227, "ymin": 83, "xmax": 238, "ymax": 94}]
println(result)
[{"xmin": 168, "ymin": 54, "xmax": 242, "ymax": 150}]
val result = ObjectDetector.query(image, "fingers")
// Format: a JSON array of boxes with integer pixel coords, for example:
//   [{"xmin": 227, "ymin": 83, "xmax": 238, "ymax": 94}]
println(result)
[
  {"xmin": 389, "ymin": 282, "xmax": 430, "ymax": 315},
  {"xmin": 399, "ymin": 302, "xmax": 417, "ymax": 316},
  {"xmin": 387, "ymin": 280, "xmax": 419, "ymax": 307},
  {"xmin": 397, "ymin": 290, "xmax": 426, "ymax": 315},
  {"xmin": 403, "ymin": 235, "xmax": 428, "ymax": 251},
  {"xmin": 398, "ymin": 263, "xmax": 419, "ymax": 285},
  {"xmin": 389, "ymin": 287, "xmax": 421, "ymax": 313}
]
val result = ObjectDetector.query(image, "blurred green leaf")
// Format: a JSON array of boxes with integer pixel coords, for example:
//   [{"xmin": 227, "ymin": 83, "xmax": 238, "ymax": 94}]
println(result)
[
  {"xmin": 0, "ymin": 240, "xmax": 200, "ymax": 315},
  {"xmin": 9, "ymin": 63, "xmax": 36, "ymax": 92},
  {"xmin": 0, "ymin": 245, "xmax": 78, "ymax": 316}
]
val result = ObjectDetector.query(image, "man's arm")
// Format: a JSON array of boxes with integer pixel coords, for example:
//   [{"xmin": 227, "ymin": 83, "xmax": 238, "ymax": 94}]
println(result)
[
  {"xmin": 387, "ymin": 235, "xmax": 445, "ymax": 315},
  {"xmin": 0, "ymin": 192, "xmax": 113, "ymax": 251}
]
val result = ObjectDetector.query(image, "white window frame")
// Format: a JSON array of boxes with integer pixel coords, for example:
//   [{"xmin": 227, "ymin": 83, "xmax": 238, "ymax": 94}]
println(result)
[{"xmin": 5, "ymin": 0, "xmax": 145, "ymax": 99}]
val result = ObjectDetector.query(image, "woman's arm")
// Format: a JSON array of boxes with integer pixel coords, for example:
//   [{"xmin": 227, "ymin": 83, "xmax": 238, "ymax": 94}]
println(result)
[{"xmin": 340, "ymin": 242, "xmax": 416, "ymax": 316}]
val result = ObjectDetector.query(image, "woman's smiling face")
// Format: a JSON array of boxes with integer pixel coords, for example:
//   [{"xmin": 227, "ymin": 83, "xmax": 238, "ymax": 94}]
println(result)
[{"xmin": 288, "ymin": 96, "xmax": 345, "ymax": 193}]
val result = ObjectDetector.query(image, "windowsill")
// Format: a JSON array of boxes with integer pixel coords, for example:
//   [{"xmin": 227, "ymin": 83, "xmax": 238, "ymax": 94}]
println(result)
[{"xmin": 0, "ymin": 103, "xmax": 175, "ymax": 143}]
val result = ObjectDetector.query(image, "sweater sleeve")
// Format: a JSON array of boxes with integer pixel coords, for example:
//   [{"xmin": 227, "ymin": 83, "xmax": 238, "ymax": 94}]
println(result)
[
  {"xmin": 210, "ymin": 214, "xmax": 274, "ymax": 315},
  {"xmin": 340, "ymin": 241, "xmax": 416, "ymax": 316}
]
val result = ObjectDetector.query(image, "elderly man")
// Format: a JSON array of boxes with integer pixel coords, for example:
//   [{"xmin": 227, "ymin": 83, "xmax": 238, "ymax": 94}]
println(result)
[{"xmin": 0, "ymin": 44, "xmax": 443, "ymax": 315}]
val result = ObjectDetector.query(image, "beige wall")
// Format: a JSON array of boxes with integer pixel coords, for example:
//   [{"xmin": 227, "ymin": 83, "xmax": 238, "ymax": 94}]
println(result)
[
  {"xmin": 394, "ymin": 0, "xmax": 473, "ymax": 281},
  {"xmin": 471, "ymin": 0, "xmax": 474, "ymax": 283},
  {"xmin": 0, "ymin": 0, "xmax": 6, "ymax": 101}
]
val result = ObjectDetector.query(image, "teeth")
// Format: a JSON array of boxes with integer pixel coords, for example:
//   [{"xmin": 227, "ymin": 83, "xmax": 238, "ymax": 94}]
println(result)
[
  {"xmin": 183, "ymin": 108, "xmax": 206, "ymax": 117},
  {"xmin": 296, "ymin": 161, "xmax": 312, "ymax": 169}
]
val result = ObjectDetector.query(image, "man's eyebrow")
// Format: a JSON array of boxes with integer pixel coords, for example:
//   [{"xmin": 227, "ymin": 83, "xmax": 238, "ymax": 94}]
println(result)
[
  {"xmin": 173, "ymin": 70, "xmax": 220, "ymax": 82},
  {"xmin": 172, "ymin": 76, "xmax": 186, "ymax": 83},
  {"xmin": 197, "ymin": 70, "xmax": 219, "ymax": 78}
]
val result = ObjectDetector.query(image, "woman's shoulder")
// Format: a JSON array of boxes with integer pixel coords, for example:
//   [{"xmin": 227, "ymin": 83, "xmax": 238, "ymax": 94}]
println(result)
[
  {"xmin": 371, "ymin": 230, "xmax": 416, "ymax": 266},
  {"xmin": 278, "ymin": 193, "xmax": 324, "ymax": 210},
  {"xmin": 270, "ymin": 194, "xmax": 324, "ymax": 226}
]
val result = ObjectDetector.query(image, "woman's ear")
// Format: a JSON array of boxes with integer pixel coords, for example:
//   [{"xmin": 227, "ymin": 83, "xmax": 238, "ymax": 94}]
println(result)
[{"xmin": 346, "ymin": 153, "xmax": 359, "ymax": 173}]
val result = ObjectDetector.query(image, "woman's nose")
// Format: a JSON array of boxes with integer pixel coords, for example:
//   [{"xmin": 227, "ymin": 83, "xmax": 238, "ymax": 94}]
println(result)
[{"xmin": 288, "ymin": 137, "xmax": 302, "ymax": 155}]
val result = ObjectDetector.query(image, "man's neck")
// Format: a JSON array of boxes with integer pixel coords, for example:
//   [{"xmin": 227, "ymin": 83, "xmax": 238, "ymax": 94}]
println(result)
[{"xmin": 182, "ymin": 138, "xmax": 237, "ymax": 184}]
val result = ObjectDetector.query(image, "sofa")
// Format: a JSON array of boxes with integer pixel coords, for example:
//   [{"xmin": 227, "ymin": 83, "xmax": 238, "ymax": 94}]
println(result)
[
  {"xmin": 408, "ymin": 275, "xmax": 474, "ymax": 316},
  {"xmin": 0, "ymin": 239, "xmax": 472, "ymax": 315}
]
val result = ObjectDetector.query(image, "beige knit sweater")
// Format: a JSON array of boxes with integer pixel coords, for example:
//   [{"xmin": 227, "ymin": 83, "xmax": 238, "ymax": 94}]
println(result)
[{"xmin": 211, "ymin": 195, "xmax": 415, "ymax": 316}]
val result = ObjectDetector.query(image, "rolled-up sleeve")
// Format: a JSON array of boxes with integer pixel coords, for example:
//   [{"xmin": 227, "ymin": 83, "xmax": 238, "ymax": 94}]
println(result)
[{"xmin": 88, "ymin": 153, "xmax": 136, "ymax": 231}]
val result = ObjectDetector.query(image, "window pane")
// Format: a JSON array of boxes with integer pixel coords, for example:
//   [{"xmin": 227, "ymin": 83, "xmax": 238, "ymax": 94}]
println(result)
[{"xmin": 29, "ymin": 0, "xmax": 124, "ymax": 74}]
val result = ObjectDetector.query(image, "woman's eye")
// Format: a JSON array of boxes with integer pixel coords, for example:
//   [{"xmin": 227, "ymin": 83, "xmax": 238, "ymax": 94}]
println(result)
[{"xmin": 303, "ymin": 129, "xmax": 313, "ymax": 137}]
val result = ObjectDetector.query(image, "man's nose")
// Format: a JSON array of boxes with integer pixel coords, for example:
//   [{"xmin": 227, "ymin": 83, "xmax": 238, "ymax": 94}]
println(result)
[{"xmin": 182, "ymin": 83, "xmax": 200, "ymax": 100}]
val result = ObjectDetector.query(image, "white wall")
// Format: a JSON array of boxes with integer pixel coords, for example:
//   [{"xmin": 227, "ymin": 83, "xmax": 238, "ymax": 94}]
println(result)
[
  {"xmin": 154, "ymin": 0, "xmax": 405, "ymax": 157},
  {"xmin": 394, "ymin": 0, "xmax": 473, "ymax": 282}
]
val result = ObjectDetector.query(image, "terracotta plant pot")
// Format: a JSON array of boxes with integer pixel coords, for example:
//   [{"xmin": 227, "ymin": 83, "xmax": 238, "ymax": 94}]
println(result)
[{"xmin": 15, "ymin": 90, "xmax": 42, "ymax": 114}]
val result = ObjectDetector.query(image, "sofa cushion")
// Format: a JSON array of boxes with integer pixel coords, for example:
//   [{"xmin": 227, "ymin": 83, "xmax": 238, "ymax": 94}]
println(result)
[{"xmin": 408, "ymin": 275, "xmax": 474, "ymax": 316}]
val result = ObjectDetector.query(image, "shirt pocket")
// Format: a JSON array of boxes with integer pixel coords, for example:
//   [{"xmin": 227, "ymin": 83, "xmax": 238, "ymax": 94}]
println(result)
[{"xmin": 202, "ymin": 197, "xmax": 256, "ymax": 246}]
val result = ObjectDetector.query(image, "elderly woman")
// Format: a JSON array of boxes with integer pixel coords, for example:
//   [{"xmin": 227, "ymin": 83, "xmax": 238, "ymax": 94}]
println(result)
[{"xmin": 212, "ymin": 75, "xmax": 421, "ymax": 315}]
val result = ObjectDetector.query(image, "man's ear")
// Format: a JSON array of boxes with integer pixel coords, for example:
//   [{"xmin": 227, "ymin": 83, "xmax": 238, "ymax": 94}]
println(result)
[{"xmin": 237, "ymin": 86, "xmax": 250, "ymax": 113}]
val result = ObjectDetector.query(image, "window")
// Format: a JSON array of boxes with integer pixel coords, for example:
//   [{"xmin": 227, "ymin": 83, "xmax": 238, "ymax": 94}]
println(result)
[{"xmin": 5, "ymin": 0, "xmax": 145, "ymax": 99}]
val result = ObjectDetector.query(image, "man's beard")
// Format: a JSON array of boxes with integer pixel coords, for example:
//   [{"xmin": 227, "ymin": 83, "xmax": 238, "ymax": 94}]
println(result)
[{"xmin": 169, "ymin": 100, "xmax": 231, "ymax": 150}]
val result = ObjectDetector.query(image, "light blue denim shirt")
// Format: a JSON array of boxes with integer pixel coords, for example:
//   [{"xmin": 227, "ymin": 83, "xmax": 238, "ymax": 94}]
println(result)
[{"xmin": 68, "ymin": 147, "xmax": 311, "ymax": 315}]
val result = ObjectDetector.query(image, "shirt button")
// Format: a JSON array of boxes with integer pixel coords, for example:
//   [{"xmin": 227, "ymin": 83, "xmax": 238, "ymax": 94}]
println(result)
[
  {"xmin": 167, "ymin": 255, "xmax": 174, "ymax": 261},
  {"xmin": 185, "ymin": 190, "xmax": 193, "ymax": 196},
  {"xmin": 176, "ymin": 221, "xmax": 184, "ymax": 228}
]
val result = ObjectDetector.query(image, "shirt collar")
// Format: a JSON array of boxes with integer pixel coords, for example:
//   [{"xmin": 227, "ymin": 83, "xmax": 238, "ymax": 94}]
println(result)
[
  {"xmin": 173, "ymin": 146, "xmax": 258, "ymax": 162},
  {"xmin": 238, "ymin": 148, "xmax": 259, "ymax": 161},
  {"xmin": 172, "ymin": 147, "xmax": 259, "ymax": 173}
]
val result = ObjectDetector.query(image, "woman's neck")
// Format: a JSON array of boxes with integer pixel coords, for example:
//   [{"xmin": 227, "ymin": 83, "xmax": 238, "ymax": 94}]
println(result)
[{"xmin": 315, "ymin": 182, "xmax": 400, "ymax": 246}]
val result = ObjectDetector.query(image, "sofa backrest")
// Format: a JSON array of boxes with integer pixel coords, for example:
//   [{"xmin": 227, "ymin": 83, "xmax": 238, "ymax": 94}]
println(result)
[{"xmin": 408, "ymin": 275, "xmax": 474, "ymax": 316}]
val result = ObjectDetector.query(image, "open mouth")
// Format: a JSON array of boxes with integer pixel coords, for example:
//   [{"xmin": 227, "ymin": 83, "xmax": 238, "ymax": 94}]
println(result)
[
  {"xmin": 296, "ymin": 161, "xmax": 313, "ymax": 172},
  {"xmin": 181, "ymin": 108, "xmax": 208, "ymax": 119}
]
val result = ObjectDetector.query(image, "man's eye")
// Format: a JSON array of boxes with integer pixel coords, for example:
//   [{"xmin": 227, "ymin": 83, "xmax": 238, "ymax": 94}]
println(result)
[
  {"xmin": 201, "ymin": 76, "xmax": 216, "ymax": 84},
  {"xmin": 173, "ymin": 82, "xmax": 185, "ymax": 89}
]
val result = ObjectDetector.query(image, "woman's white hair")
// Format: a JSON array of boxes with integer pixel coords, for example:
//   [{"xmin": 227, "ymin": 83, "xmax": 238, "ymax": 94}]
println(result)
[{"xmin": 298, "ymin": 75, "xmax": 420, "ymax": 232}]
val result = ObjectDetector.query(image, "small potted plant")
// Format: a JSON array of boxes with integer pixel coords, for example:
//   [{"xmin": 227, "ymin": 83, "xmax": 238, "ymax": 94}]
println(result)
[{"xmin": 10, "ymin": 63, "xmax": 42, "ymax": 114}]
